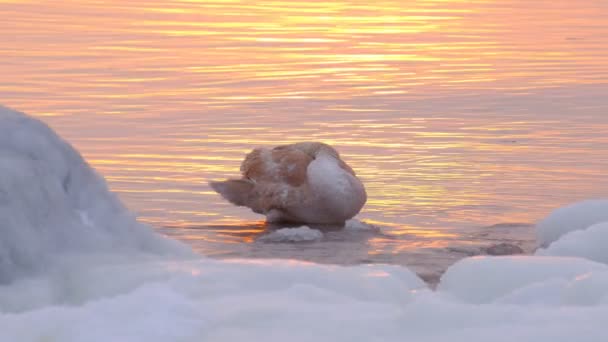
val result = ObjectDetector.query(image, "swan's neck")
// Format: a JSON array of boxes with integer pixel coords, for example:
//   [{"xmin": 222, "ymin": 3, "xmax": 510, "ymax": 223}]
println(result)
[{"xmin": 307, "ymin": 154, "xmax": 366, "ymax": 218}]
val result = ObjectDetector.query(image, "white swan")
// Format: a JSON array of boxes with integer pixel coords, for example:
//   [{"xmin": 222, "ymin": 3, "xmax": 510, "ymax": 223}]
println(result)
[{"xmin": 210, "ymin": 142, "xmax": 367, "ymax": 224}]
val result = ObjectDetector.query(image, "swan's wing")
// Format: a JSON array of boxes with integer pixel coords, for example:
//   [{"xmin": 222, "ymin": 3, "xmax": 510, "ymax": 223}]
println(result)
[
  {"xmin": 271, "ymin": 145, "xmax": 314, "ymax": 186},
  {"xmin": 241, "ymin": 145, "xmax": 313, "ymax": 186},
  {"xmin": 209, "ymin": 179, "xmax": 254, "ymax": 207},
  {"xmin": 240, "ymin": 147, "xmax": 270, "ymax": 180}
]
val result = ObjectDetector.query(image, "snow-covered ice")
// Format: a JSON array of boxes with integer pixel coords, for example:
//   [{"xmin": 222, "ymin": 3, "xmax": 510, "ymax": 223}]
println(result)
[
  {"xmin": 536, "ymin": 199, "xmax": 608, "ymax": 248},
  {"xmin": 3, "ymin": 105, "xmax": 608, "ymax": 341},
  {"xmin": 438, "ymin": 255, "xmax": 608, "ymax": 304},
  {"xmin": 537, "ymin": 221, "xmax": 608, "ymax": 263},
  {"xmin": 0, "ymin": 107, "xmax": 188, "ymax": 280}
]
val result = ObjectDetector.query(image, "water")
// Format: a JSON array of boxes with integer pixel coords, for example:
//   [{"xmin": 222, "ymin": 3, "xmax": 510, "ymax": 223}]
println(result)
[{"xmin": 2, "ymin": 0, "xmax": 608, "ymax": 277}]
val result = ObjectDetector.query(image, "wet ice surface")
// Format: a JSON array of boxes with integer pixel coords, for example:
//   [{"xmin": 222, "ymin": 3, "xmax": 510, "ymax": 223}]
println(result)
[{"xmin": 161, "ymin": 219, "xmax": 536, "ymax": 282}]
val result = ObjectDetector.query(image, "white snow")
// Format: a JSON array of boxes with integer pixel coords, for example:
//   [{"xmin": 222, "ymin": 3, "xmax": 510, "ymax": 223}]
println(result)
[
  {"xmin": 3, "ymin": 106, "xmax": 608, "ymax": 341},
  {"xmin": 438, "ymin": 255, "xmax": 608, "ymax": 304},
  {"xmin": 537, "ymin": 221, "xmax": 608, "ymax": 264},
  {"xmin": 0, "ymin": 106, "xmax": 189, "ymax": 308},
  {"xmin": 536, "ymin": 199, "xmax": 608, "ymax": 248},
  {"xmin": 258, "ymin": 226, "xmax": 323, "ymax": 242},
  {"xmin": 4, "ymin": 257, "xmax": 608, "ymax": 342}
]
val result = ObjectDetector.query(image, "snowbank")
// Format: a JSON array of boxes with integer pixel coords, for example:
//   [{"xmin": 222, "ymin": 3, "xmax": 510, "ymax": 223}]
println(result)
[
  {"xmin": 0, "ymin": 106, "xmax": 188, "ymax": 286},
  {"xmin": 536, "ymin": 199, "xmax": 608, "ymax": 248},
  {"xmin": 3, "ymin": 257, "xmax": 608, "ymax": 342}
]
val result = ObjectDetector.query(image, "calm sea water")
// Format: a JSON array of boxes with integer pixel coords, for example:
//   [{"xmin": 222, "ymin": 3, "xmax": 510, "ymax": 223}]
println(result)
[{"xmin": 2, "ymin": 0, "xmax": 608, "ymax": 277}]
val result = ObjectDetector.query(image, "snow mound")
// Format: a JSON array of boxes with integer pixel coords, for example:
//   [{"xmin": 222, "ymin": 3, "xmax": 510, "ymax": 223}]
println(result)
[
  {"xmin": 0, "ymin": 106, "xmax": 189, "ymax": 286},
  {"xmin": 438, "ymin": 256, "xmax": 608, "ymax": 304},
  {"xmin": 537, "ymin": 221, "xmax": 608, "ymax": 264},
  {"xmin": 5, "ymin": 257, "xmax": 608, "ymax": 341},
  {"xmin": 536, "ymin": 200, "xmax": 608, "ymax": 248},
  {"xmin": 258, "ymin": 226, "xmax": 323, "ymax": 242},
  {"xmin": 494, "ymin": 271, "xmax": 608, "ymax": 306},
  {"xmin": 0, "ymin": 258, "xmax": 430, "ymax": 341}
]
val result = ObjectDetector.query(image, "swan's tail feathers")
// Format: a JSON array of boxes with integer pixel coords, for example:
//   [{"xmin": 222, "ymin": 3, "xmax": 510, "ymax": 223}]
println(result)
[{"xmin": 209, "ymin": 179, "xmax": 254, "ymax": 206}]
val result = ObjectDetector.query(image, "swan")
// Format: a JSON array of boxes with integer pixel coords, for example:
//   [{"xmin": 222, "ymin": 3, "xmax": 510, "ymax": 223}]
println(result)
[{"xmin": 210, "ymin": 142, "xmax": 367, "ymax": 224}]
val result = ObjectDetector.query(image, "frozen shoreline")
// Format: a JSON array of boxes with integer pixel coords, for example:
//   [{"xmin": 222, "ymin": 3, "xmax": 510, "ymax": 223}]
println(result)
[{"xmin": 2, "ymin": 106, "xmax": 608, "ymax": 341}]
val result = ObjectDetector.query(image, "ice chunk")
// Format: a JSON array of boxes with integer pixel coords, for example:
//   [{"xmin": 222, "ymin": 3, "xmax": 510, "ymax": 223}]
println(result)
[
  {"xmin": 258, "ymin": 226, "xmax": 323, "ymax": 242},
  {"xmin": 344, "ymin": 219, "xmax": 380, "ymax": 232}
]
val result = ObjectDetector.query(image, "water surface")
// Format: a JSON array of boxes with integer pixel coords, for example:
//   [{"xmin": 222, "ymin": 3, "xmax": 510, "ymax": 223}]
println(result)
[{"xmin": 2, "ymin": 0, "xmax": 608, "ymax": 277}]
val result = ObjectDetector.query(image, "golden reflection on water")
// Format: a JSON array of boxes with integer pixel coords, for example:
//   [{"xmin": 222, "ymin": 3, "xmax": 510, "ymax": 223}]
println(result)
[{"xmin": 2, "ymin": 0, "xmax": 608, "ymax": 266}]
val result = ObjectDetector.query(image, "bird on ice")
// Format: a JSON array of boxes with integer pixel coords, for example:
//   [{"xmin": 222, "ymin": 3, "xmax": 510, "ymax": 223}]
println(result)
[{"xmin": 210, "ymin": 142, "xmax": 367, "ymax": 225}]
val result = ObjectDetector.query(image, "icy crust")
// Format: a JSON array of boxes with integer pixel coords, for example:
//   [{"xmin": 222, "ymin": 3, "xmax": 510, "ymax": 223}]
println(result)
[
  {"xmin": 258, "ymin": 226, "xmax": 323, "ymax": 242},
  {"xmin": 257, "ymin": 220, "xmax": 377, "ymax": 243},
  {"xmin": 0, "ymin": 106, "xmax": 188, "ymax": 284},
  {"xmin": 536, "ymin": 199, "xmax": 608, "ymax": 248},
  {"xmin": 344, "ymin": 218, "xmax": 380, "ymax": 232}
]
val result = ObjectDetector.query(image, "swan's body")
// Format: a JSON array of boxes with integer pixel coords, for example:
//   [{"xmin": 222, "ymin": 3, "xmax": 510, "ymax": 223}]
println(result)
[{"xmin": 210, "ymin": 142, "xmax": 366, "ymax": 224}]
